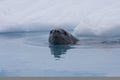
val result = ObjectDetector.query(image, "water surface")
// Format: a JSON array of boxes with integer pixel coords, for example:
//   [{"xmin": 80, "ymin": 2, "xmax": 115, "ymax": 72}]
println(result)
[{"xmin": 0, "ymin": 31, "xmax": 120, "ymax": 77}]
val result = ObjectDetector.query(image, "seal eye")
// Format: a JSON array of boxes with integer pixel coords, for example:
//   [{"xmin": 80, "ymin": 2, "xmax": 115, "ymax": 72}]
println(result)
[
  {"xmin": 63, "ymin": 31, "xmax": 67, "ymax": 35},
  {"xmin": 50, "ymin": 30, "xmax": 53, "ymax": 34},
  {"xmin": 56, "ymin": 30, "xmax": 60, "ymax": 33}
]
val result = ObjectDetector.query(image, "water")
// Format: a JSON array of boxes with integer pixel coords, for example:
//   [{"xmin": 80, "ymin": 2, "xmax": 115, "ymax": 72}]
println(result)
[{"xmin": 0, "ymin": 31, "xmax": 120, "ymax": 77}]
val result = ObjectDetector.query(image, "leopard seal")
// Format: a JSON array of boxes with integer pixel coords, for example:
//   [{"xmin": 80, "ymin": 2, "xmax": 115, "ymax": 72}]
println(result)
[{"xmin": 49, "ymin": 28, "xmax": 79, "ymax": 45}]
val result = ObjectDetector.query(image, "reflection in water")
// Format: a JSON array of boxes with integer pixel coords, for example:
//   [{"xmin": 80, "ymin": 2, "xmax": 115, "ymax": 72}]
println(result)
[
  {"xmin": 0, "ymin": 69, "xmax": 6, "ymax": 76},
  {"xmin": 49, "ymin": 45, "xmax": 74, "ymax": 59}
]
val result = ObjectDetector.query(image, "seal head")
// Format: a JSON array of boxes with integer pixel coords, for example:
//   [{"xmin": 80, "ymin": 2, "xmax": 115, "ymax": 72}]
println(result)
[{"xmin": 49, "ymin": 28, "xmax": 79, "ymax": 45}]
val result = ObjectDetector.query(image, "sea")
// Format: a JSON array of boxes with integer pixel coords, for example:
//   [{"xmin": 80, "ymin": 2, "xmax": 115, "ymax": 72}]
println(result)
[{"xmin": 0, "ymin": 29, "xmax": 120, "ymax": 77}]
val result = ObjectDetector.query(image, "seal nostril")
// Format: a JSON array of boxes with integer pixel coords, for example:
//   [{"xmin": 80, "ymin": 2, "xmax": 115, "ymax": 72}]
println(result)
[{"xmin": 56, "ymin": 30, "xmax": 60, "ymax": 33}]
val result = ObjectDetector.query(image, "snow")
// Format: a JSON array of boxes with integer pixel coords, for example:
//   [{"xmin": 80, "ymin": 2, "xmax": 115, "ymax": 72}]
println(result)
[{"xmin": 0, "ymin": 0, "xmax": 120, "ymax": 36}]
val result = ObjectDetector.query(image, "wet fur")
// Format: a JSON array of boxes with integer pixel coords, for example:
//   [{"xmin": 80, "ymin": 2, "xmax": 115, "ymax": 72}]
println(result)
[{"xmin": 49, "ymin": 28, "xmax": 79, "ymax": 45}]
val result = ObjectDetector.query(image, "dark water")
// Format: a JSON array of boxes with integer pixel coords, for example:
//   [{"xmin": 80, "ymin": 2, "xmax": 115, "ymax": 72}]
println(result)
[{"xmin": 0, "ymin": 31, "xmax": 120, "ymax": 76}]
